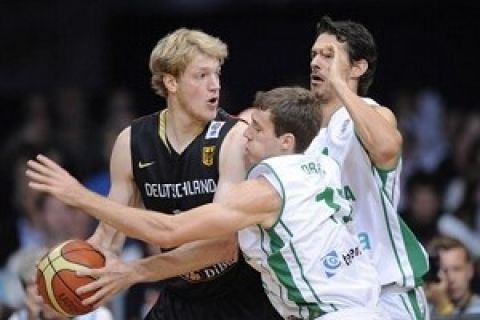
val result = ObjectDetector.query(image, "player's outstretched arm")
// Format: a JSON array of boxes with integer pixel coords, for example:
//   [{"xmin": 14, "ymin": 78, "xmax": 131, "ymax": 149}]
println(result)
[
  {"xmin": 76, "ymin": 237, "xmax": 239, "ymax": 307},
  {"xmin": 26, "ymin": 154, "xmax": 277, "ymax": 247}
]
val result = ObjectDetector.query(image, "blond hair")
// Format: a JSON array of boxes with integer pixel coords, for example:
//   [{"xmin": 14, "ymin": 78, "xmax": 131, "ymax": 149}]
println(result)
[{"xmin": 149, "ymin": 28, "xmax": 228, "ymax": 97}]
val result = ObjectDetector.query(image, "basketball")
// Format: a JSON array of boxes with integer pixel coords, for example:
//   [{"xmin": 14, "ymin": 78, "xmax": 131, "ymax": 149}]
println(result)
[{"xmin": 36, "ymin": 239, "xmax": 105, "ymax": 317}]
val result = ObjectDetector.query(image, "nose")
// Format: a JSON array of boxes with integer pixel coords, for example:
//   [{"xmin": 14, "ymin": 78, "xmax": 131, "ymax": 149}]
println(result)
[
  {"xmin": 243, "ymin": 125, "xmax": 252, "ymax": 140},
  {"xmin": 310, "ymin": 54, "xmax": 320, "ymax": 70},
  {"xmin": 209, "ymin": 73, "xmax": 220, "ymax": 91}
]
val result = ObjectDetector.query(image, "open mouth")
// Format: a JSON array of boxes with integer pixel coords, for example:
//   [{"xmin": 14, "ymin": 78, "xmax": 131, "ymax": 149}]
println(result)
[
  {"xmin": 311, "ymin": 74, "xmax": 324, "ymax": 84},
  {"xmin": 207, "ymin": 97, "xmax": 218, "ymax": 105}
]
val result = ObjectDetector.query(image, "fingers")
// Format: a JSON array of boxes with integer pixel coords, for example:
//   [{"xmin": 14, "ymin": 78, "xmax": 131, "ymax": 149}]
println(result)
[
  {"xmin": 25, "ymin": 168, "xmax": 55, "ymax": 186},
  {"xmin": 36, "ymin": 154, "xmax": 67, "ymax": 174},
  {"xmin": 82, "ymin": 285, "xmax": 113, "ymax": 306},
  {"xmin": 28, "ymin": 181, "xmax": 53, "ymax": 193},
  {"xmin": 76, "ymin": 278, "xmax": 105, "ymax": 295},
  {"xmin": 26, "ymin": 154, "xmax": 69, "ymax": 180}
]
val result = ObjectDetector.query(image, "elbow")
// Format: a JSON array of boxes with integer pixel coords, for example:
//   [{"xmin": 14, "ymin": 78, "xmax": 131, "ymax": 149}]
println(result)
[
  {"xmin": 139, "ymin": 215, "xmax": 182, "ymax": 248},
  {"xmin": 374, "ymin": 132, "xmax": 403, "ymax": 165}
]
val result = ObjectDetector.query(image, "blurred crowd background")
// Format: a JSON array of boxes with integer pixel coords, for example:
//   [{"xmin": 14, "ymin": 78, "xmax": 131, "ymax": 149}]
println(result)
[{"xmin": 1, "ymin": 0, "xmax": 479, "ymax": 319}]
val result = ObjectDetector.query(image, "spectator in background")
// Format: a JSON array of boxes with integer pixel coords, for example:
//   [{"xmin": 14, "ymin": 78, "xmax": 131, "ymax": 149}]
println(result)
[
  {"xmin": 402, "ymin": 172, "xmax": 442, "ymax": 247},
  {"xmin": 425, "ymin": 236, "xmax": 480, "ymax": 317},
  {"xmin": 3, "ymin": 93, "xmax": 52, "ymax": 153},
  {"xmin": 438, "ymin": 139, "xmax": 480, "ymax": 257},
  {"xmin": 438, "ymin": 112, "xmax": 480, "ymax": 212},
  {"xmin": 411, "ymin": 89, "xmax": 448, "ymax": 174},
  {"xmin": 84, "ymin": 87, "xmax": 136, "ymax": 197},
  {"xmin": 38, "ymin": 193, "xmax": 94, "ymax": 246},
  {"xmin": 10, "ymin": 147, "xmax": 48, "ymax": 251},
  {"xmin": 53, "ymin": 86, "xmax": 99, "ymax": 180}
]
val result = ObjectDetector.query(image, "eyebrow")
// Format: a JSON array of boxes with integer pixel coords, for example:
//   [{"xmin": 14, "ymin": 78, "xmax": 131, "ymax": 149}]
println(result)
[{"xmin": 250, "ymin": 116, "xmax": 260, "ymax": 128}]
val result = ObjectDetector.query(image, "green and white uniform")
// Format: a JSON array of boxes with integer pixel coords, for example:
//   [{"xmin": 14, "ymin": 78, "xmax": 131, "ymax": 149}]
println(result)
[
  {"xmin": 305, "ymin": 101, "xmax": 429, "ymax": 320},
  {"xmin": 238, "ymin": 154, "xmax": 383, "ymax": 320}
]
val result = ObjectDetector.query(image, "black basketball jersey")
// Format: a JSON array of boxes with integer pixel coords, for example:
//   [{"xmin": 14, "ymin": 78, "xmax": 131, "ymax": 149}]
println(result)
[{"xmin": 131, "ymin": 108, "xmax": 250, "ymax": 298}]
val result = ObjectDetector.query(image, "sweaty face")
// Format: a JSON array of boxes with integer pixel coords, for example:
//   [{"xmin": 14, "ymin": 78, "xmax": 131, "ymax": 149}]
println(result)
[
  {"xmin": 310, "ymin": 33, "xmax": 351, "ymax": 101},
  {"xmin": 439, "ymin": 248, "xmax": 474, "ymax": 303},
  {"xmin": 175, "ymin": 52, "xmax": 221, "ymax": 122},
  {"xmin": 243, "ymin": 109, "xmax": 283, "ymax": 168}
]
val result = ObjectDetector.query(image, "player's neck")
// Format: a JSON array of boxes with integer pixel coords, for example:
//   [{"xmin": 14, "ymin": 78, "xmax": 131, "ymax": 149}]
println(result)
[
  {"xmin": 319, "ymin": 98, "xmax": 342, "ymax": 128},
  {"xmin": 165, "ymin": 107, "xmax": 206, "ymax": 153}
]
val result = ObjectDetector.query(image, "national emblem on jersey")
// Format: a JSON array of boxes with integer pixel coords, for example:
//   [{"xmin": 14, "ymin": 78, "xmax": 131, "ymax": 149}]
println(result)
[
  {"xmin": 205, "ymin": 120, "xmax": 225, "ymax": 139},
  {"xmin": 202, "ymin": 145, "xmax": 216, "ymax": 167}
]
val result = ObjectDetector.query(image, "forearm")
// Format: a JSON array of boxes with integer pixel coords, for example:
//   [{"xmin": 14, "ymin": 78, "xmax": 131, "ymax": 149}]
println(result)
[
  {"xmin": 88, "ymin": 222, "xmax": 125, "ymax": 255},
  {"xmin": 332, "ymin": 80, "xmax": 402, "ymax": 165},
  {"xmin": 133, "ymin": 237, "xmax": 239, "ymax": 282},
  {"xmin": 76, "ymin": 188, "xmax": 177, "ymax": 247}
]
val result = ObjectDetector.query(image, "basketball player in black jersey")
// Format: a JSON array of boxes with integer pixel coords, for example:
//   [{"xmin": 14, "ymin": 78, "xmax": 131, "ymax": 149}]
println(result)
[{"xmin": 29, "ymin": 28, "xmax": 280, "ymax": 320}]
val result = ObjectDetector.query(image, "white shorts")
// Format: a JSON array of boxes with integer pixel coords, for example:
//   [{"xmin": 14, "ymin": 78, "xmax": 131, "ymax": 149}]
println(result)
[{"xmin": 379, "ymin": 285, "xmax": 429, "ymax": 320}]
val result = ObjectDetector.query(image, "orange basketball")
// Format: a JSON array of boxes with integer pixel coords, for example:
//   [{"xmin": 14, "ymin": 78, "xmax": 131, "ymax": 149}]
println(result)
[{"xmin": 36, "ymin": 239, "xmax": 105, "ymax": 317}]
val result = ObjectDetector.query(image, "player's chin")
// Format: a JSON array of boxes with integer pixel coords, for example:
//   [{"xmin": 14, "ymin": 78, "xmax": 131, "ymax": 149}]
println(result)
[
  {"xmin": 244, "ymin": 152, "xmax": 258, "ymax": 169},
  {"xmin": 202, "ymin": 105, "xmax": 218, "ymax": 120}
]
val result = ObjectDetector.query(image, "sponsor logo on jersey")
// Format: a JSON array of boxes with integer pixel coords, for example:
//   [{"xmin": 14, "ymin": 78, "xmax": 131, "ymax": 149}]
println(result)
[
  {"xmin": 202, "ymin": 145, "xmax": 216, "ymax": 167},
  {"xmin": 321, "ymin": 246, "xmax": 362, "ymax": 278},
  {"xmin": 321, "ymin": 250, "xmax": 341, "ymax": 278},
  {"xmin": 181, "ymin": 260, "xmax": 236, "ymax": 282},
  {"xmin": 138, "ymin": 160, "xmax": 155, "ymax": 169},
  {"xmin": 144, "ymin": 179, "xmax": 217, "ymax": 198},
  {"xmin": 205, "ymin": 120, "xmax": 225, "ymax": 139},
  {"xmin": 358, "ymin": 232, "xmax": 371, "ymax": 250},
  {"xmin": 342, "ymin": 246, "xmax": 361, "ymax": 266}
]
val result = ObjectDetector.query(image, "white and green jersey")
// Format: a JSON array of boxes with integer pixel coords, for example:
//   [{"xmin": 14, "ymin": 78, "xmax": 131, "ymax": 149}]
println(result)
[
  {"xmin": 305, "ymin": 102, "xmax": 428, "ymax": 289},
  {"xmin": 238, "ymin": 154, "xmax": 380, "ymax": 319}
]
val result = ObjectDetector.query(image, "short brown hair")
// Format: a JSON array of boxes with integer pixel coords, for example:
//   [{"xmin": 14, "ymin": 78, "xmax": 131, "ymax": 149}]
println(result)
[
  {"xmin": 149, "ymin": 28, "xmax": 228, "ymax": 97},
  {"xmin": 253, "ymin": 87, "xmax": 321, "ymax": 153},
  {"xmin": 429, "ymin": 236, "xmax": 472, "ymax": 263}
]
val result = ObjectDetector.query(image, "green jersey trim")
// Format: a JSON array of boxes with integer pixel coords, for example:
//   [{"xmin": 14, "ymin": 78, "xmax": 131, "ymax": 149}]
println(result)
[
  {"xmin": 407, "ymin": 288, "xmax": 424, "ymax": 320},
  {"xmin": 399, "ymin": 218, "xmax": 429, "ymax": 285},
  {"xmin": 372, "ymin": 165, "xmax": 428, "ymax": 288},
  {"xmin": 377, "ymin": 182, "xmax": 407, "ymax": 287},
  {"xmin": 254, "ymin": 162, "xmax": 286, "ymax": 231},
  {"xmin": 266, "ymin": 227, "xmax": 329, "ymax": 318}
]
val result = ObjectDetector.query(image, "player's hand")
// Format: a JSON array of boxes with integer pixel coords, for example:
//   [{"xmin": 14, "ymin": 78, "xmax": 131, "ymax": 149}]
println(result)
[
  {"xmin": 317, "ymin": 43, "xmax": 348, "ymax": 89},
  {"xmin": 27, "ymin": 276, "xmax": 66, "ymax": 319},
  {"xmin": 26, "ymin": 154, "xmax": 87, "ymax": 207},
  {"xmin": 75, "ymin": 249, "xmax": 142, "ymax": 308},
  {"xmin": 24, "ymin": 281, "xmax": 44, "ymax": 319}
]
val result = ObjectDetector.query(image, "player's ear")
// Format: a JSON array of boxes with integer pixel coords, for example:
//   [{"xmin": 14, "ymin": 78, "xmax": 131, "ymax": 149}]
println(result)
[
  {"xmin": 351, "ymin": 59, "xmax": 368, "ymax": 80},
  {"xmin": 280, "ymin": 133, "xmax": 296, "ymax": 153},
  {"xmin": 163, "ymin": 74, "xmax": 177, "ymax": 94}
]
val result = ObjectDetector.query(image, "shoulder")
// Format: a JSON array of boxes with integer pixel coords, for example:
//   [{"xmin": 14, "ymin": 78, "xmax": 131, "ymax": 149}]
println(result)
[
  {"xmin": 113, "ymin": 126, "xmax": 131, "ymax": 150},
  {"xmin": 360, "ymin": 97, "xmax": 397, "ymax": 126},
  {"xmin": 375, "ymin": 105, "xmax": 398, "ymax": 126},
  {"xmin": 221, "ymin": 121, "xmax": 247, "ymax": 148}
]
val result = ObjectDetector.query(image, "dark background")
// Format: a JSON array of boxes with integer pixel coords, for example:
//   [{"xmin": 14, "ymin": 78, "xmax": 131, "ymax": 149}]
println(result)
[
  {"xmin": 1, "ymin": 2, "xmax": 480, "ymax": 317},
  {"xmin": 1, "ymin": 0, "xmax": 479, "ymax": 129}
]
